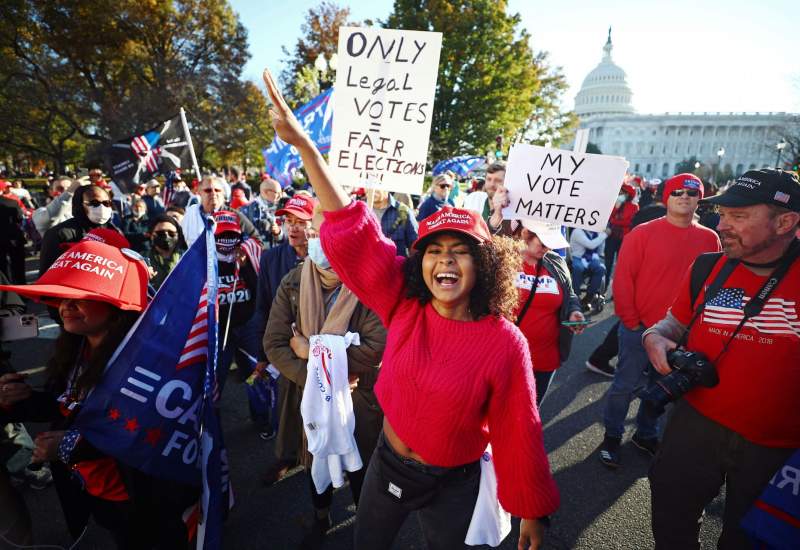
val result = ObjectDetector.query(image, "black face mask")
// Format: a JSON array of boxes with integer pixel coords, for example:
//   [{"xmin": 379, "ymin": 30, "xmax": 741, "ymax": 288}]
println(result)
[{"xmin": 154, "ymin": 233, "xmax": 178, "ymax": 251}]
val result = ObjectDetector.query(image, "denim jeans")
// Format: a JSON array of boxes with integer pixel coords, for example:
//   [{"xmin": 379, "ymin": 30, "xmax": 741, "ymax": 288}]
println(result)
[
  {"xmin": 572, "ymin": 257, "xmax": 606, "ymax": 296},
  {"xmin": 602, "ymin": 324, "xmax": 661, "ymax": 439}
]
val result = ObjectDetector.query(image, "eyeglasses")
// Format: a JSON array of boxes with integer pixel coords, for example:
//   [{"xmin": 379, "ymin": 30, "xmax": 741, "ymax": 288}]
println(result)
[
  {"xmin": 154, "ymin": 230, "xmax": 178, "ymax": 237},
  {"xmin": 84, "ymin": 199, "xmax": 113, "ymax": 208},
  {"xmin": 670, "ymin": 189, "xmax": 700, "ymax": 198}
]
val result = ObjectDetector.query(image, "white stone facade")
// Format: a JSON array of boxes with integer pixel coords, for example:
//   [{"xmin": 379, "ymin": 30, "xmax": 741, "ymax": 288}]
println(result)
[{"xmin": 575, "ymin": 32, "xmax": 798, "ymax": 179}]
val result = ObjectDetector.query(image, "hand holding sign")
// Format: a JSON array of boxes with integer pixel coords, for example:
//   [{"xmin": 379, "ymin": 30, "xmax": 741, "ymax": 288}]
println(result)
[
  {"xmin": 502, "ymin": 144, "xmax": 629, "ymax": 231},
  {"xmin": 263, "ymin": 69, "xmax": 310, "ymax": 148}
]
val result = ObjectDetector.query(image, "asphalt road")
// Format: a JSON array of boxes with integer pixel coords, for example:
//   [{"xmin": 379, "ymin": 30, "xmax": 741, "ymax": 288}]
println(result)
[{"xmin": 6, "ymin": 257, "xmax": 724, "ymax": 549}]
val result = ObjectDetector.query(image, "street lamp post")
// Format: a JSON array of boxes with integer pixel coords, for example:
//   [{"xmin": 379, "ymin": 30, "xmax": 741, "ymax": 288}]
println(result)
[
  {"xmin": 716, "ymin": 147, "xmax": 726, "ymax": 184},
  {"xmin": 775, "ymin": 140, "xmax": 787, "ymax": 169}
]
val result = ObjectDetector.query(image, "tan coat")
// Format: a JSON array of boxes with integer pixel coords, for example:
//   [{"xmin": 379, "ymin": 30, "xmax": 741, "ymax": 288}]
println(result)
[{"xmin": 263, "ymin": 263, "xmax": 386, "ymax": 465}]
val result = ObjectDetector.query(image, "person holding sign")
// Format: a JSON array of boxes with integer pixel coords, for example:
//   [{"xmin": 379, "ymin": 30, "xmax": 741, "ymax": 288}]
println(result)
[
  {"xmin": 263, "ymin": 68, "xmax": 558, "ymax": 550},
  {"xmin": 515, "ymin": 220, "xmax": 585, "ymax": 405}
]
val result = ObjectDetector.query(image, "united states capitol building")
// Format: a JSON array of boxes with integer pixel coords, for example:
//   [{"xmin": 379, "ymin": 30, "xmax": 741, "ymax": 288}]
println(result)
[{"xmin": 575, "ymin": 31, "xmax": 797, "ymax": 180}]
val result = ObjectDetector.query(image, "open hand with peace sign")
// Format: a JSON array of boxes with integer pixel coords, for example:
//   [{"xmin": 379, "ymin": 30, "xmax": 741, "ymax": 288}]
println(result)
[{"xmin": 262, "ymin": 69, "xmax": 311, "ymax": 148}]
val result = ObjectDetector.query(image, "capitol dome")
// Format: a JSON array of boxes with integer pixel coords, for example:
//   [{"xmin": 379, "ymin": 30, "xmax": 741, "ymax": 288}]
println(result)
[{"xmin": 574, "ymin": 29, "xmax": 634, "ymax": 118}]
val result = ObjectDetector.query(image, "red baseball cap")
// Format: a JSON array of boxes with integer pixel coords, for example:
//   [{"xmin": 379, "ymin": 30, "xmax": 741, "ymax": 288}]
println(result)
[
  {"xmin": 61, "ymin": 228, "xmax": 131, "ymax": 251},
  {"xmin": 621, "ymin": 183, "xmax": 636, "ymax": 199},
  {"xmin": 663, "ymin": 173, "xmax": 704, "ymax": 203},
  {"xmin": 412, "ymin": 206, "xmax": 492, "ymax": 250},
  {"xmin": 0, "ymin": 241, "xmax": 149, "ymax": 311},
  {"xmin": 212, "ymin": 210, "xmax": 241, "ymax": 235},
  {"xmin": 275, "ymin": 195, "xmax": 315, "ymax": 220}
]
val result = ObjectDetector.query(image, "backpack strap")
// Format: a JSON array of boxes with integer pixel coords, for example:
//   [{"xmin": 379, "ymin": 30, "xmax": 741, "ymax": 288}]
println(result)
[{"xmin": 689, "ymin": 252, "xmax": 724, "ymax": 308}]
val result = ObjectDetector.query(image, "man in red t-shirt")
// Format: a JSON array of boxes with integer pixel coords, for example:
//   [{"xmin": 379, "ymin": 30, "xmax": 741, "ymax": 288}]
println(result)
[
  {"xmin": 643, "ymin": 168, "xmax": 800, "ymax": 549},
  {"xmin": 599, "ymin": 173, "xmax": 721, "ymax": 468}
]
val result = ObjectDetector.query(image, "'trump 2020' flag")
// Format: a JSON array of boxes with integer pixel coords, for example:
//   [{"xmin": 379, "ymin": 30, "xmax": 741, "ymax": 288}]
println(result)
[
  {"xmin": 73, "ymin": 224, "xmax": 227, "ymax": 549},
  {"xmin": 104, "ymin": 113, "xmax": 195, "ymax": 192},
  {"xmin": 262, "ymin": 87, "xmax": 333, "ymax": 187}
]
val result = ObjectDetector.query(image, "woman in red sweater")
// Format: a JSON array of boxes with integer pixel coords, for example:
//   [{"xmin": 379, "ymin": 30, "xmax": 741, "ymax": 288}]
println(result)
[
  {"xmin": 263, "ymin": 70, "xmax": 558, "ymax": 550},
  {"xmin": 604, "ymin": 182, "xmax": 639, "ymax": 279}
]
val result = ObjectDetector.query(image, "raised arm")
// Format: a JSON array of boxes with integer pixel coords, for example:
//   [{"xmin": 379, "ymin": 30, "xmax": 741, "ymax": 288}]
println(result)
[{"xmin": 263, "ymin": 69, "xmax": 350, "ymax": 212}]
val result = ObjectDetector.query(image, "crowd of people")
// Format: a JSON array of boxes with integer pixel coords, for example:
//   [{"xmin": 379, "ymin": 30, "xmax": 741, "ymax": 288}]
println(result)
[{"xmin": 0, "ymin": 69, "xmax": 798, "ymax": 550}]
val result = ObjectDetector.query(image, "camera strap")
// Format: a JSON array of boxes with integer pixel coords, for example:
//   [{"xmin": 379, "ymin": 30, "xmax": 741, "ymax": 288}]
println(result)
[{"xmin": 679, "ymin": 239, "xmax": 800, "ymax": 362}]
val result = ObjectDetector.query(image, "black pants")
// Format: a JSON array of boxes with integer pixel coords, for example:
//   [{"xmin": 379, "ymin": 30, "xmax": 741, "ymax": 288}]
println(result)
[
  {"xmin": 0, "ymin": 240, "xmax": 25, "ymax": 285},
  {"xmin": 309, "ymin": 466, "xmax": 367, "ymax": 510},
  {"xmin": 649, "ymin": 400, "xmax": 795, "ymax": 550},
  {"xmin": 589, "ymin": 320, "xmax": 620, "ymax": 366},
  {"xmin": 354, "ymin": 433, "xmax": 480, "ymax": 550},
  {"xmin": 604, "ymin": 236, "xmax": 623, "ymax": 281}
]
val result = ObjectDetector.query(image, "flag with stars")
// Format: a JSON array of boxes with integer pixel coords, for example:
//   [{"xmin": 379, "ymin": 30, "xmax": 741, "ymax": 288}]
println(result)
[
  {"xmin": 103, "ymin": 113, "xmax": 195, "ymax": 193},
  {"xmin": 703, "ymin": 287, "xmax": 800, "ymax": 337},
  {"xmin": 73, "ymin": 221, "xmax": 222, "ymax": 488}
]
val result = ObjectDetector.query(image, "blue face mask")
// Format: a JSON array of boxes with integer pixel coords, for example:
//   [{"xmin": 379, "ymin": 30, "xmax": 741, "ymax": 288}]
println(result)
[{"xmin": 307, "ymin": 238, "xmax": 331, "ymax": 270}]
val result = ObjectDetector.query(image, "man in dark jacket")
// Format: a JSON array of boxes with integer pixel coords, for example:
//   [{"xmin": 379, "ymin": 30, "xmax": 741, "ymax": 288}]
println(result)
[
  {"xmin": 0, "ymin": 183, "xmax": 27, "ymax": 285},
  {"xmin": 255, "ymin": 194, "xmax": 313, "ymax": 481},
  {"xmin": 368, "ymin": 189, "xmax": 418, "ymax": 257},
  {"xmin": 416, "ymin": 174, "xmax": 455, "ymax": 222}
]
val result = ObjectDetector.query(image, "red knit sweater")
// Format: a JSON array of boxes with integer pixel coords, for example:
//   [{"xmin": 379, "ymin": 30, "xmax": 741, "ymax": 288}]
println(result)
[{"xmin": 321, "ymin": 200, "xmax": 559, "ymax": 519}]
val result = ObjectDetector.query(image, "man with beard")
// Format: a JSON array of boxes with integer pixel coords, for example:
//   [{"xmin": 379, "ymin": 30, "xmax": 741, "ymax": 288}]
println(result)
[{"xmin": 644, "ymin": 169, "xmax": 800, "ymax": 549}]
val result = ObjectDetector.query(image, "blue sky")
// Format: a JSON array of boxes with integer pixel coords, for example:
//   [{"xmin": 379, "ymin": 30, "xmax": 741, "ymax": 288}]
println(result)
[{"xmin": 231, "ymin": 0, "xmax": 799, "ymax": 114}]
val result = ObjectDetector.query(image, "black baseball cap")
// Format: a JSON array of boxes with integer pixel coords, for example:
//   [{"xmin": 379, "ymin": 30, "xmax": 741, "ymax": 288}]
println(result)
[{"xmin": 701, "ymin": 169, "xmax": 800, "ymax": 213}]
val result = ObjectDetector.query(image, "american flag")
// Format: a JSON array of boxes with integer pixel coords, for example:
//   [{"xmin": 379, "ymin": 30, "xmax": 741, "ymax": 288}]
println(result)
[
  {"xmin": 177, "ymin": 286, "xmax": 211, "ymax": 370},
  {"xmin": 703, "ymin": 287, "xmax": 800, "ymax": 337},
  {"xmin": 131, "ymin": 134, "xmax": 161, "ymax": 172},
  {"xmin": 240, "ymin": 237, "xmax": 262, "ymax": 275},
  {"xmin": 162, "ymin": 171, "xmax": 179, "ymax": 207}
]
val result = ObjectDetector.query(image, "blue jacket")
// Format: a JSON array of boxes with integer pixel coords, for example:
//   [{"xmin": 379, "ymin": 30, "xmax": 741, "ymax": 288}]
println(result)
[
  {"xmin": 377, "ymin": 195, "xmax": 418, "ymax": 257},
  {"xmin": 255, "ymin": 242, "xmax": 303, "ymax": 360},
  {"xmin": 416, "ymin": 194, "xmax": 453, "ymax": 222}
]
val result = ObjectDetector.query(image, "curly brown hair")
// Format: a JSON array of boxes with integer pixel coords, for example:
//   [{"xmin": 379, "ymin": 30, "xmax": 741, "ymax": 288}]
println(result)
[{"xmin": 403, "ymin": 232, "xmax": 522, "ymax": 321}]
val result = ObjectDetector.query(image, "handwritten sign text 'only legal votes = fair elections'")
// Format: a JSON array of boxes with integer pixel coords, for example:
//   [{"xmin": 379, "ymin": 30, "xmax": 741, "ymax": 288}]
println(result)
[
  {"xmin": 501, "ymin": 144, "xmax": 629, "ymax": 231},
  {"xmin": 329, "ymin": 27, "xmax": 442, "ymax": 195}
]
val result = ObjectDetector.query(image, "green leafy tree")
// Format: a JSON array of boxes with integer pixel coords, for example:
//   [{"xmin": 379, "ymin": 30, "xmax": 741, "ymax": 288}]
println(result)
[
  {"xmin": 675, "ymin": 156, "xmax": 701, "ymax": 175},
  {"xmin": 280, "ymin": 1, "xmax": 351, "ymax": 107},
  {"xmin": 0, "ymin": 0, "xmax": 261, "ymax": 172},
  {"xmin": 386, "ymin": 0, "xmax": 574, "ymax": 159}
]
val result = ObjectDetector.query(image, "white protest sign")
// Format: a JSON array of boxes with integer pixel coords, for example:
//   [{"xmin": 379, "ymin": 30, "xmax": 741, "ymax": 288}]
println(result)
[
  {"xmin": 329, "ymin": 26, "xmax": 442, "ymax": 195},
  {"xmin": 502, "ymin": 144, "xmax": 629, "ymax": 231}
]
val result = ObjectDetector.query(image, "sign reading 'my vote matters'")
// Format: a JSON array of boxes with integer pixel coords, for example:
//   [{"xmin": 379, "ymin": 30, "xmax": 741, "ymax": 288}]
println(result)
[
  {"xmin": 330, "ymin": 27, "xmax": 442, "ymax": 195},
  {"xmin": 502, "ymin": 144, "xmax": 629, "ymax": 231}
]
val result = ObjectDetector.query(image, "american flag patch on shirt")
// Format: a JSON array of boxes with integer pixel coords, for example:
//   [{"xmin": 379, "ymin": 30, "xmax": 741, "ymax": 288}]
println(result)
[{"xmin": 703, "ymin": 287, "xmax": 800, "ymax": 338}]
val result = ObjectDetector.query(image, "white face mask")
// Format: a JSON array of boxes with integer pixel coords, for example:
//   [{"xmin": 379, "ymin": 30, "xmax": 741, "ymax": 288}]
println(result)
[
  {"xmin": 307, "ymin": 238, "xmax": 331, "ymax": 270},
  {"xmin": 87, "ymin": 205, "xmax": 113, "ymax": 225}
]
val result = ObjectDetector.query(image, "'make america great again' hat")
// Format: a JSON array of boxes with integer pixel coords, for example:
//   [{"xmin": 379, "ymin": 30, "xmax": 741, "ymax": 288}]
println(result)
[{"xmin": 702, "ymin": 169, "xmax": 799, "ymax": 213}]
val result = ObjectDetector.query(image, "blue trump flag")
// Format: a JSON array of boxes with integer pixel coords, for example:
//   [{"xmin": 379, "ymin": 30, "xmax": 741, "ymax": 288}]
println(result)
[
  {"xmin": 432, "ymin": 155, "xmax": 485, "ymax": 177},
  {"xmin": 741, "ymin": 449, "xmax": 800, "ymax": 549},
  {"xmin": 262, "ymin": 87, "xmax": 333, "ymax": 187},
  {"xmin": 73, "ymin": 225, "xmax": 226, "ymax": 548}
]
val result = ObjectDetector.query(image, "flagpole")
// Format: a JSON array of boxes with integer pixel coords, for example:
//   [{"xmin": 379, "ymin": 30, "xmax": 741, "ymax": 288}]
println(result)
[{"xmin": 180, "ymin": 107, "xmax": 202, "ymax": 179}]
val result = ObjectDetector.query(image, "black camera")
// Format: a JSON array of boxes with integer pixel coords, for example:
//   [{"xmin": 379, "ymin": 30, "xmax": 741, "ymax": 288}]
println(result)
[{"xmin": 640, "ymin": 349, "xmax": 719, "ymax": 415}]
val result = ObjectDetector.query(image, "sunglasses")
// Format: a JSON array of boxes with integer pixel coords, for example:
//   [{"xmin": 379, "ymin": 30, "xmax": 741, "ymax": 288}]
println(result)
[
  {"xmin": 670, "ymin": 189, "xmax": 700, "ymax": 198},
  {"xmin": 437, "ymin": 184, "xmax": 452, "ymax": 189},
  {"xmin": 154, "ymin": 230, "xmax": 178, "ymax": 237},
  {"xmin": 84, "ymin": 199, "xmax": 113, "ymax": 208},
  {"xmin": 202, "ymin": 188, "xmax": 224, "ymax": 194}
]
